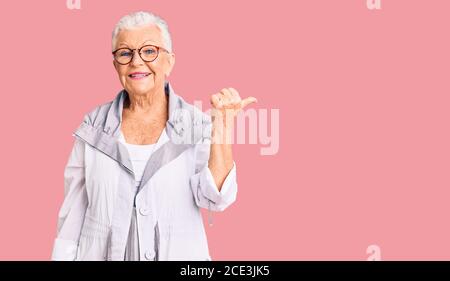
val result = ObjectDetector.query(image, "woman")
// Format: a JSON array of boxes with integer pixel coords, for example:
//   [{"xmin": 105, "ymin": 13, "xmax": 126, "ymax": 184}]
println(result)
[{"xmin": 51, "ymin": 11, "xmax": 257, "ymax": 261}]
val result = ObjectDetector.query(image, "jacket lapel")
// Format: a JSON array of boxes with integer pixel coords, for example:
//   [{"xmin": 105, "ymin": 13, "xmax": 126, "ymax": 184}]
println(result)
[{"xmin": 73, "ymin": 90, "xmax": 134, "ymax": 175}]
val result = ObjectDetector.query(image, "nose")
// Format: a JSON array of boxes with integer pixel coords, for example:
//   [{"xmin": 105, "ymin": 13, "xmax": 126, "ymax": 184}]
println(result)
[{"xmin": 130, "ymin": 50, "xmax": 145, "ymax": 66}]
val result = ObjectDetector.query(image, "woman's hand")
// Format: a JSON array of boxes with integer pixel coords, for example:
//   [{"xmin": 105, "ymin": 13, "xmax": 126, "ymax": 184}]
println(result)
[{"xmin": 210, "ymin": 88, "xmax": 257, "ymax": 144}]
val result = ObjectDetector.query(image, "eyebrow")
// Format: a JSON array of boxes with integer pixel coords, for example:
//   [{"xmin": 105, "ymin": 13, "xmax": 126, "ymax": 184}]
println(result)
[{"xmin": 117, "ymin": 40, "xmax": 159, "ymax": 49}]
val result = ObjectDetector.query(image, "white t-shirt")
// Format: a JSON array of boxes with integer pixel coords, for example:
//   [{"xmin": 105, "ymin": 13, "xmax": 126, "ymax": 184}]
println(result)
[{"xmin": 118, "ymin": 131, "xmax": 157, "ymax": 185}]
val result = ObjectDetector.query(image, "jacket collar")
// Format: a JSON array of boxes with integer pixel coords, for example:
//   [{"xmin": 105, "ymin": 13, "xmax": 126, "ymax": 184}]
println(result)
[
  {"xmin": 102, "ymin": 81, "xmax": 203, "ymax": 140},
  {"xmin": 73, "ymin": 81, "xmax": 211, "ymax": 174}
]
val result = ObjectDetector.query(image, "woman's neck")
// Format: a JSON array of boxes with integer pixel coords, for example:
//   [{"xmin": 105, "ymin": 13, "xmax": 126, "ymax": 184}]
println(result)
[{"xmin": 124, "ymin": 89, "xmax": 168, "ymax": 122}]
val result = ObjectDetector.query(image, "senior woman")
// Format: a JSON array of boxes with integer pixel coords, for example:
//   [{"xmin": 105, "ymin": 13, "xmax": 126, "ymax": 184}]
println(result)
[{"xmin": 51, "ymin": 11, "xmax": 256, "ymax": 261}]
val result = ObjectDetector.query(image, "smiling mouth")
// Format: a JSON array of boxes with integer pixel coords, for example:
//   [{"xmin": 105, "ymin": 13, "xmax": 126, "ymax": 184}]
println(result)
[{"xmin": 128, "ymin": 73, "xmax": 152, "ymax": 78}]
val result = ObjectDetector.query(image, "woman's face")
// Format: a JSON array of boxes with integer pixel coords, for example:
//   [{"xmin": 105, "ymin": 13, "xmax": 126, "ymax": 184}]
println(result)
[{"xmin": 113, "ymin": 25, "xmax": 175, "ymax": 96}]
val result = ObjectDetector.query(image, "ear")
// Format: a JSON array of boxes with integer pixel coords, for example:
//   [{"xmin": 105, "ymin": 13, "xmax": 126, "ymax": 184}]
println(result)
[{"xmin": 164, "ymin": 52, "xmax": 176, "ymax": 78}]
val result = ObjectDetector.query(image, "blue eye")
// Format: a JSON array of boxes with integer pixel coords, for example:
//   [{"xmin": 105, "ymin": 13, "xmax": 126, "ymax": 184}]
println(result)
[
  {"xmin": 143, "ymin": 49, "xmax": 156, "ymax": 55},
  {"xmin": 119, "ymin": 51, "xmax": 132, "ymax": 57}
]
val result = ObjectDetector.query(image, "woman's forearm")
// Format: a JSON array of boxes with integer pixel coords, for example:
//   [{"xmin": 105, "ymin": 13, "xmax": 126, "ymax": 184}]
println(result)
[{"xmin": 208, "ymin": 130, "xmax": 234, "ymax": 191}]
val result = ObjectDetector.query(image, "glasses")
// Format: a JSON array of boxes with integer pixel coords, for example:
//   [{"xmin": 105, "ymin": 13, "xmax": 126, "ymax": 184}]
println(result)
[{"xmin": 112, "ymin": 44, "xmax": 169, "ymax": 65}]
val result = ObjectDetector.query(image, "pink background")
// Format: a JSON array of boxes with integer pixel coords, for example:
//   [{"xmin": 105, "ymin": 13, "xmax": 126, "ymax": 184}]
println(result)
[{"xmin": 1, "ymin": 0, "xmax": 449, "ymax": 260}]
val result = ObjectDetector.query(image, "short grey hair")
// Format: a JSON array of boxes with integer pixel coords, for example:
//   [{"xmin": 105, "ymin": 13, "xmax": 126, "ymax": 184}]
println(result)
[{"xmin": 111, "ymin": 11, "xmax": 173, "ymax": 52}]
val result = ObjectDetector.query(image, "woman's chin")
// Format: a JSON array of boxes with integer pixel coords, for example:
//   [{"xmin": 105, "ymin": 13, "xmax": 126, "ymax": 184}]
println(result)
[{"xmin": 126, "ymin": 84, "xmax": 155, "ymax": 95}]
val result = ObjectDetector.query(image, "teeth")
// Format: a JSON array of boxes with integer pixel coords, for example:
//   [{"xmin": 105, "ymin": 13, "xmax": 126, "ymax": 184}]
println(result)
[{"xmin": 129, "ymin": 73, "xmax": 150, "ymax": 78}]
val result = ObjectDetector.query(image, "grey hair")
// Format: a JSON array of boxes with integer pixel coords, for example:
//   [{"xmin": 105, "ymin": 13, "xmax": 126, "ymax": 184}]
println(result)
[{"xmin": 111, "ymin": 11, "xmax": 173, "ymax": 52}]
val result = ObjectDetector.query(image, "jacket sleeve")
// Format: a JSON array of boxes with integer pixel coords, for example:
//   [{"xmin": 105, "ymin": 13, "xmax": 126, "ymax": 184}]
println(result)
[
  {"xmin": 189, "ymin": 139, "xmax": 238, "ymax": 215},
  {"xmin": 51, "ymin": 137, "xmax": 88, "ymax": 261}
]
